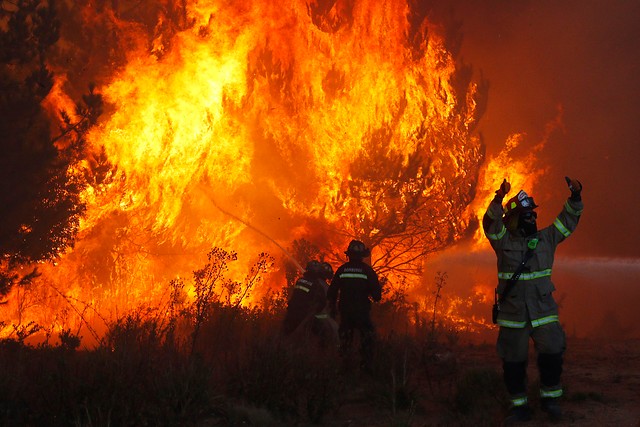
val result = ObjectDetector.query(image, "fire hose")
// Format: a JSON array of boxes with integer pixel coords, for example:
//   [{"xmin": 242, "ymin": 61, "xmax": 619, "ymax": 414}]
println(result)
[{"xmin": 197, "ymin": 184, "xmax": 305, "ymax": 273}]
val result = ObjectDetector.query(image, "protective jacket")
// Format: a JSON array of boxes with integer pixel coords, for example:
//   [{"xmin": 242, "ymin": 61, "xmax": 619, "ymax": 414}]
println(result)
[
  {"xmin": 327, "ymin": 260, "xmax": 381, "ymax": 318},
  {"xmin": 483, "ymin": 197, "xmax": 584, "ymax": 328},
  {"xmin": 282, "ymin": 273, "xmax": 329, "ymax": 335}
]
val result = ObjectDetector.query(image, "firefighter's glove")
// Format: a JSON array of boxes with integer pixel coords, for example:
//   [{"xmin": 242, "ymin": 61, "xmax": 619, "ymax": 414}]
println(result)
[
  {"xmin": 565, "ymin": 176, "xmax": 582, "ymax": 201},
  {"xmin": 494, "ymin": 179, "xmax": 511, "ymax": 201}
]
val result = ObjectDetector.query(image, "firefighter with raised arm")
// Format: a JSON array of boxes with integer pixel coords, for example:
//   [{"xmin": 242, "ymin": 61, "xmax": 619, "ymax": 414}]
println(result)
[
  {"xmin": 327, "ymin": 240, "xmax": 381, "ymax": 372},
  {"xmin": 483, "ymin": 177, "xmax": 583, "ymax": 424}
]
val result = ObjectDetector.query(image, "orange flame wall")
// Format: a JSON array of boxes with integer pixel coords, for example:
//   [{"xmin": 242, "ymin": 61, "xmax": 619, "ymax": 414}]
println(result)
[{"xmin": 6, "ymin": 0, "xmax": 496, "ymax": 338}]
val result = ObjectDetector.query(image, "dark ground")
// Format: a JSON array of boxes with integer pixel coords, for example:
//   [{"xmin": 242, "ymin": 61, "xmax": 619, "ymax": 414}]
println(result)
[{"xmin": 326, "ymin": 337, "xmax": 640, "ymax": 427}]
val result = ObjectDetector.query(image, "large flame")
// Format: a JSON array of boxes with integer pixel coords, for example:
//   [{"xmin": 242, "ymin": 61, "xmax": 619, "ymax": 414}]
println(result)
[
  {"xmin": 4, "ymin": 0, "xmax": 499, "ymax": 340},
  {"xmin": 469, "ymin": 132, "xmax": 548, "ymax": 247}
]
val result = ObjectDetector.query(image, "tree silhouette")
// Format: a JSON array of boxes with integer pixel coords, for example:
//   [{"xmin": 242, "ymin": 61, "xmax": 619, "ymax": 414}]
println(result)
[{"xmin": 0, "ymin": 0, "xmax": 102, "ymax": 296}]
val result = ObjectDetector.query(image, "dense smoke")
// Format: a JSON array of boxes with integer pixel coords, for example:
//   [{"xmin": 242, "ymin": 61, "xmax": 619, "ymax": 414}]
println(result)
[
  {"xmin": 424, "ymin": 0, "xmax": 640, "ymax": 339},
  {"xmin": 449, "ymin": 0, "xmax": 640, "ymax": 258}
]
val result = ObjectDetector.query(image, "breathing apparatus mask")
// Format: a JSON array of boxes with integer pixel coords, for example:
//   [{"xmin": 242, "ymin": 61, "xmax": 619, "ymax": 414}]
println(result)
[
  {"xmin": 503, "ymin": 190, "xmax": 538, "ymax": 236},
  {"xmin": 518, "ymin": 210, "xmax": 538, "ymax": 236}
]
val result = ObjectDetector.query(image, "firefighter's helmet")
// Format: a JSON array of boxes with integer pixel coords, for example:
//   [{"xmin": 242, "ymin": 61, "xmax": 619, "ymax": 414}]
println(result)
[
  {"xmin": 320, "ymin": 262, "xmax": 334, "ymax": 280},
  {"xmin": 305, "ymin": 260, "xmax": 323, "ymax": 276},
  {"xmin": 503, "ymin": 190, "xmax": 538, "ymax": 217},
  {"xmin": 344, "ymin": 240, "xmax": 371, "ymax": 258},
  {"xmin": 503, "ymin": 190, "xmax": 538, "ymax": 230}
]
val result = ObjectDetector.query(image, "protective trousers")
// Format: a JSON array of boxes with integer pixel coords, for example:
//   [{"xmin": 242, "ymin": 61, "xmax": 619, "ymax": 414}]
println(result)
[
  {"xmin": 497, "ymin": 322, "xmax": 565, "ymax": 405},
  {"xmin": 338, "ymin": 312, "xmax": 376, "ymax": 370}
]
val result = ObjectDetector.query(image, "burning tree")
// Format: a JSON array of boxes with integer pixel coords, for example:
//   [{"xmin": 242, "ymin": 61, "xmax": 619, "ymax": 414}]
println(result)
[
  {"xmin": 315, "ymin": 3, "xmax": 487, "ymax": 280},
  {"xmin": 333, "ymin": 111, "xmax": 484, "ymax": 279}
]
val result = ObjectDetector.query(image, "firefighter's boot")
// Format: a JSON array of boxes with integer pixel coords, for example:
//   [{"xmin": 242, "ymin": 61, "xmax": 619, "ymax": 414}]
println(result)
[
  {"xmin": 503, "ymin": 360, "xmax": 530, "ymax": 425},
  {"xmin": 538, "ymin": 352, "xmax": 563, "ymax": 421}
]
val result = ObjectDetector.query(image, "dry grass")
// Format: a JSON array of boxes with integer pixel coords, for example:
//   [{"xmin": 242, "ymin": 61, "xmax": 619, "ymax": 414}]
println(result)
[{"xmin": 0, "ymin": 253, "xmax": 512, "ymax": 426}]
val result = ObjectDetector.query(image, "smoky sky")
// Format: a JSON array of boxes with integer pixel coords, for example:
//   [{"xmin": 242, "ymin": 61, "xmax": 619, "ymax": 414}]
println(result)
[{"xmin": 449, "ymin": 0, "xmax": 640, "ymax": 258}]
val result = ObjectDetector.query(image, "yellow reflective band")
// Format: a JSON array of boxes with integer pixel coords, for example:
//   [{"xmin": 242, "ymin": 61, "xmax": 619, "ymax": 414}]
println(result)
[
  {"xmin": 511, "ymin": 396, "xmax": 528, "ymax": 406},
  {"xmin": 540, "ymin": 388, "xmax": 563, "ymax": 398},
  {"xmin": 294, "ymin": 285, "xmax": 310, "ymax": 292},
  {"xmin": 554, "ymin": 218, "xmax": 571, "ymax": 237},
  {"xmin": 531, "ymin": 315, "xmax": 559, "ymax": 328},
  {"xmin": 315, "ymin": 314, "xmax": 329, "ymax": 319},
  {"xmin": 485, "ymin": 225, "xmax": 507, "ymax": 241},
  {"xmin": 487, "ymin": 209, "xmax": 498, "ymax": 220},
  {"xmin": 498, "ymin": 316, "xmax": 558, "ymax": 328},
  {"xmin": 497, "ymin": 319, "xmax": 528, "ymax": 328},
  {"xmin": 497, "ymin": 269, "xmax": 552, "ymax": 280},
  {"xmin": 565, "ymin": 200, "xmax": 583, "ymax": 216},
  {"xmin": 339, "ymin": 273, "xmax": 368, "ymax": 280}
]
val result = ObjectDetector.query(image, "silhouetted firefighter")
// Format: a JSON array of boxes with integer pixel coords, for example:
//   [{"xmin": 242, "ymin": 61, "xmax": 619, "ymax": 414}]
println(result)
[
  {"xmin": 327, "ymin": 240, "xmax": 382, "ymax": 372},
  {"xmin": 282, "ymin": 260, "xmax": 338, "ymax": 347},
  {"xmin": 483, "ymin": 177, "xmax": 583, "ymax": 424}
]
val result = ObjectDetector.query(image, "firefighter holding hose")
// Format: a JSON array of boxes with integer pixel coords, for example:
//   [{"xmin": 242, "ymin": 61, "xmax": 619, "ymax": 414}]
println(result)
[
  {"xmin": 483, "ymin": 177, "xmax": 583, "ymax": 424},
  {"xmin": 282, "ymin": 260, "xmax": 338, "ymax": 348},
  {"xmin": 282, "ymin": 261, "xmax": 329, "ymax": 336}
]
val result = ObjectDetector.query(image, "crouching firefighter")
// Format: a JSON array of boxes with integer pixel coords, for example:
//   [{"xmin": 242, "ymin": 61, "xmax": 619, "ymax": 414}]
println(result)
[
  {"xmin": 311, "ymin": 262, "xmax": 340, "ymax": 348},
  {"xmin": 483, "ymin": 177, "xmax": 583, "ymax": 424},
  {"xmin": 282, "ymin": 260, "xmax": 338, "ymax": 348}
]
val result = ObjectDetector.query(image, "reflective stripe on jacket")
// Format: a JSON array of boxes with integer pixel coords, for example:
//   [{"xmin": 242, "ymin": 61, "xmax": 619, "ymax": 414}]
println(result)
[{"xmin": 327, "ymin": 259, "xmax": 381, "ymax": 316}]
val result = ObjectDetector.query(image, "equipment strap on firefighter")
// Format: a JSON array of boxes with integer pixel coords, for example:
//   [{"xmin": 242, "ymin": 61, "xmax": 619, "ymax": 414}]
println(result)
[{"xmin": 493, "ymin": 241, "xmax": 537, "ymax": 324}]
